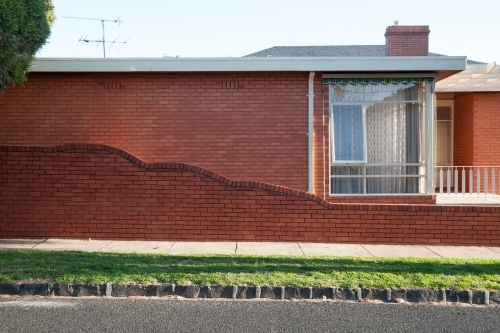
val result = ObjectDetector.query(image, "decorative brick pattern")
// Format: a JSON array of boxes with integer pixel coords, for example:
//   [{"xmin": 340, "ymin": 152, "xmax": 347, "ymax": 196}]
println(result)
[
  {"xmin": 103, "ymin": 81, "xmax": 122, "ymax": 90},
  {"xmin": 222, "ymin": 81, "xmax": 239, "ymax": 89},
  {"xmin": 1, "ymin": 144, "xmax": 498, "ymax": 245}
]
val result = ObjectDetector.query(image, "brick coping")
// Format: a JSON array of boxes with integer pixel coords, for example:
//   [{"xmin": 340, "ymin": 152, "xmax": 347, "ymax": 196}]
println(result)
[{"xmin": 2, "ymin": 143, "xmax": 499, "ymax": 213}]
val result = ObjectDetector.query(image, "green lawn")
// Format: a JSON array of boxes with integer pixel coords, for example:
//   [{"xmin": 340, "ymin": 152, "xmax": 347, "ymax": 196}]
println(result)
[{"xmin": 1, "ymin": 250, "xmax": 500, "ymax": 289}]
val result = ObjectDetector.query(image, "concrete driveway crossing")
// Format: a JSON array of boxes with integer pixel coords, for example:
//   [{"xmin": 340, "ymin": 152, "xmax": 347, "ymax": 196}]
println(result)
[{"xmin": 1, "ymin": 238, "xmax": 500, "ymax": 258}]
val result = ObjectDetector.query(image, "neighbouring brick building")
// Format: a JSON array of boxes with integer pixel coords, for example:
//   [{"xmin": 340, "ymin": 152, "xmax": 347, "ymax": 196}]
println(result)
[{"xmin": 1, "ymin": 25, "xmax": 499, "ymax": 245}]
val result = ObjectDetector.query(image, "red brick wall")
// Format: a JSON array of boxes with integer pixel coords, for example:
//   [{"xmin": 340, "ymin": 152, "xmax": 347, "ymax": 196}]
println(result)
[
  {"xmin": 0, "ymin": 72, "xmax": 309, "ymax": 190},
  {"xmin": 1, "ymin": 145, "xmax": 496, "ymax": 245},
  {"xmin": 471, "ymin": 93, "xmax": 500, "ymax": 166},
  {"xmin": 385, "ymin": 26, "xmax": 430, "ymax": 56},
  {"xmin": 313, "ymin": 77, "xmax": 328, "ymax": 197},
  {"xmin": 454, "ymin": 93, "xmax": 474, "ymax": 167},
  {"xmin": 453, "ymin": 93, "xmax": 500, "ymax": 193}
]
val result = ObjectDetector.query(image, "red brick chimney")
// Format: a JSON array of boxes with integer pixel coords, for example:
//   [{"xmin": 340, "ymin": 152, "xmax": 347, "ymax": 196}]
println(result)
[{"xmin": 385, "ymin": 25, "xmax": 430, "ymax": 56}]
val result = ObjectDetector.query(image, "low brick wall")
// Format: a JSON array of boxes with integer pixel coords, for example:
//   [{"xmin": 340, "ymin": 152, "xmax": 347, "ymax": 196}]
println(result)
[
  {"xmin": 1, "ymin": 144, "xmax": 499, "ymax": 245},
  {"xmin": 324, "ymin": 196, "xmax": 435, "ymax": 205}
]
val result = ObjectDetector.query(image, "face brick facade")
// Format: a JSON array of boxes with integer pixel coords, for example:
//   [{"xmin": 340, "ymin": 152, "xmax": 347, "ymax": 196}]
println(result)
[
  {"xmin": 0, "ymin": 71, "xmax": 438, "ymax": 203},
  {"xmin": 0, "ymin": 72, "xmax": 309, "ymax": 190},
  {"xmin": 1, "ymin": 69, "xmax": 499, "ymax": 245},
  {"xmin": 0, "ymin": 25, "xmax": 498, "ymax": 245}
]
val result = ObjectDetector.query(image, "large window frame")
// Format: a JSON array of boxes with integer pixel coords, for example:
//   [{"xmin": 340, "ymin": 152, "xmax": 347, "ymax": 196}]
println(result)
[{"xmin": 329, "ymin": 81, "xmax": 429, "ymax": 196}]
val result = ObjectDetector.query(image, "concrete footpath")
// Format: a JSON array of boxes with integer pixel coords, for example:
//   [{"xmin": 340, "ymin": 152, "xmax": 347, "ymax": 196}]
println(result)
[{"xmin": 1, "ymin": 238, "xmax": 500, "ymax": 258}]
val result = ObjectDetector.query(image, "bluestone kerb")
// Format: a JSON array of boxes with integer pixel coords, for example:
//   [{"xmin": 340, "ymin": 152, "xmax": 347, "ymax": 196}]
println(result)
[{"xmin": 0, "ymin": 283, "xmax": 498, "ymax": 305}]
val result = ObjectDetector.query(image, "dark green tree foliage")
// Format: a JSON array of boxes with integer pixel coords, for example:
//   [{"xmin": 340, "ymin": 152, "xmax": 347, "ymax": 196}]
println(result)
[{"xmin": 0, "ymin": 0, "xmax": 55, "ymax": 94}]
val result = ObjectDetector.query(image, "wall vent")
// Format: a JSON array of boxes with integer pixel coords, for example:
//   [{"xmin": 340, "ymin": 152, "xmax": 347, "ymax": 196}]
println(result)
[
  {"xmin": 103, "ymin": 81, "xmax": 122, "ymax": 89},
  {"xmin": 222, "ymin": 81, "xmax": 239, "ymax": 89}
]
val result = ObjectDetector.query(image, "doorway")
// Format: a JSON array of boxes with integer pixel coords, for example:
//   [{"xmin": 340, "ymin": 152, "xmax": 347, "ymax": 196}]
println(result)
[{"xmin": 435, "ymin": 100, "xmax": 453, "ymax": 189}]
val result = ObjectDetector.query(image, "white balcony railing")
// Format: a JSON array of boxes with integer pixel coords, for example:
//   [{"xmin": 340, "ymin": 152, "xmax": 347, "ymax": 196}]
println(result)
[{"xmin": 435, "ymin": 166, "xmax": 500, "ymax": 204}]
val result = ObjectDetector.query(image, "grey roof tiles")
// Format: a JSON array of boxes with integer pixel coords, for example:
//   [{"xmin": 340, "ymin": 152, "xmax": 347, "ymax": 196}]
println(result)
[{"xmin": 245, "ymin": 45, "xmax": 483, "ymax": 64}]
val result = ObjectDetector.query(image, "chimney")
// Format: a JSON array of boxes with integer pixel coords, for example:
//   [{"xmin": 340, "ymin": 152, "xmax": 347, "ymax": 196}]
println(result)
[{"xmin": 385, "ymin": 25, "xmax": 430, "ymax": 56}]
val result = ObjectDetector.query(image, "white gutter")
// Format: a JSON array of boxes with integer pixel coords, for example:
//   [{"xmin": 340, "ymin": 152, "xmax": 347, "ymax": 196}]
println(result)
[
  {"xmin": 308, "ymin": 72, "xmax": 315, "ymax": 194},
  {"xmin": 32, "ymin": 56, "xmax": 466, "ymax": 75}
]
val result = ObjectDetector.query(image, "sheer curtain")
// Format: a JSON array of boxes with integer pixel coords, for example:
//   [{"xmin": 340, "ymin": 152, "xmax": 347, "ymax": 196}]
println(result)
[
  {"xmin": 405, "ymin": 101, "xmax": 421, "ymax": 193},
  {"xmin": 365, "ymin": 103, "xmax": 406, "ymax": 193},
  {"xmin": 365, "ymin": 102, "xmax": 422, "ymax": 193},
  {"xmin": 331, "ymin": 104, "xmax": 364, "ymax": 194},
  {"xmin": 332, "ymin": 105, "xmax": 364, "ymax": 162},
  {"xmin": 330, "ymin": 83, "xmax": 425, "ymax": 194}
]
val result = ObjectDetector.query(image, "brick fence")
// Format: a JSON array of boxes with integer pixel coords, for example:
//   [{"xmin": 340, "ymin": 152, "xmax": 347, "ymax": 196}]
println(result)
[{"xmin": 1, "ymin": 144, "xmax": 499, "ymax": 245}]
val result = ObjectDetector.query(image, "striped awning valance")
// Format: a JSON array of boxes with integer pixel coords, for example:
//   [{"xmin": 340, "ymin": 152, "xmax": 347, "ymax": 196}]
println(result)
[{"xmin": 322, "ymin": 77, "xmax": 435, "ymax": 85}]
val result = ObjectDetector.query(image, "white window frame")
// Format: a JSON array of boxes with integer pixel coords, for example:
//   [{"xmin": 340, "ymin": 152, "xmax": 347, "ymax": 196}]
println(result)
[
  {"xmin": 328, "ymin": 83, "xmax": 430, "ymax": 196},
  {"xmin": 330, "ymin": 103, "xmax": 367, "ymax": 164}
]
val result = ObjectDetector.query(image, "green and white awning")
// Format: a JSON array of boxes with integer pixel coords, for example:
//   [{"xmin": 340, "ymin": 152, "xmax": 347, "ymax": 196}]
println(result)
[{"xmin": 322, "ymin": 77, "xmax": 435, "ymax": 85}]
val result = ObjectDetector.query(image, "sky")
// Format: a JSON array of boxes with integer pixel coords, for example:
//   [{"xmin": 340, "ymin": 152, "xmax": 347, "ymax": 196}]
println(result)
[{"xmin": 38, "ymin": 0, "xmax": 500, "ymax": 63}]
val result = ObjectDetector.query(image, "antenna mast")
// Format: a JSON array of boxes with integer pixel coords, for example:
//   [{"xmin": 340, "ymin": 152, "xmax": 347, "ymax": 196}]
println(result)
[{"xmin": 63, "ymin": 16, "xmax": 130, "ymax": 58}]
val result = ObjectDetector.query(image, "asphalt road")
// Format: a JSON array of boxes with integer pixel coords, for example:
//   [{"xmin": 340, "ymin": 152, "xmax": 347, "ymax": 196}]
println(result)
[{"xmin": 0, "ymin": 297, "xmax": 498, "ymax": 333}]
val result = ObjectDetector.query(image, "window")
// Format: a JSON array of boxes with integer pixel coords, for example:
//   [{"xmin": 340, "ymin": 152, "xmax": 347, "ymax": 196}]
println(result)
[
  {"xmin": 329, "ymin": 82, "xmax": 427, "ymax": 195},
  {"xmin": 331, "ymin": 105, "xmax": 365, "ymax": 163}
]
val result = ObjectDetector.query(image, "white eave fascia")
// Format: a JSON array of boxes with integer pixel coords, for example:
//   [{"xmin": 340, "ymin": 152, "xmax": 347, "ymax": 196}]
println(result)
[{"xmin": 31, "ymin": 56, "xmax": 466, "ymax": 74}]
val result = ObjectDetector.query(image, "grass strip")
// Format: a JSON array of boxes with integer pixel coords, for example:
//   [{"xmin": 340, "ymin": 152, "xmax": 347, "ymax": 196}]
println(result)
[{"xmin": 1, "ymin": 249, "xmax": 500, "ymax": 289}]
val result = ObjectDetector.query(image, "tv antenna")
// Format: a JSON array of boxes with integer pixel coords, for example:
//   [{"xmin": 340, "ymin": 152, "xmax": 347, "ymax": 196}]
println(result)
[{"xmin": 63, "ymin": 16, "xmax": 131, "ymax": 58}]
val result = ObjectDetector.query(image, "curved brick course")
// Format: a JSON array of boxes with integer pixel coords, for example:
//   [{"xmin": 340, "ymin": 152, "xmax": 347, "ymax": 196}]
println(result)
[
  {"xmin": 0, "ymin": 143, "xmax": 325, "ymax": 204},
  {"xmin": 1, "ymin": 144, "xmax": 499, "ymax": 245}
]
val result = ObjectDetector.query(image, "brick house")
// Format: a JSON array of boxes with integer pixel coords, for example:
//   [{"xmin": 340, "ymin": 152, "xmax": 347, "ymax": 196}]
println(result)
[
  {"xmin": 1, "ymin": 25, "xmax": 499, "ymax": 245},
  {"xmin": 247, "ymin": 27, "xmax": 500, "ymax": 200}
]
